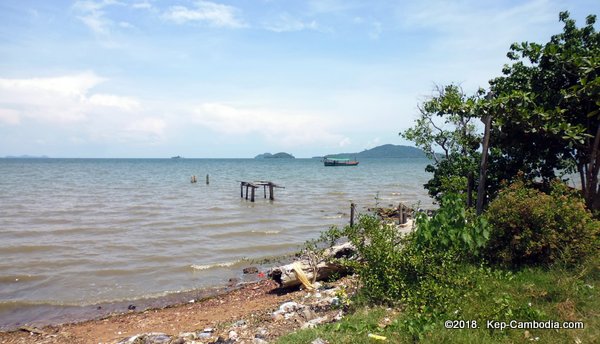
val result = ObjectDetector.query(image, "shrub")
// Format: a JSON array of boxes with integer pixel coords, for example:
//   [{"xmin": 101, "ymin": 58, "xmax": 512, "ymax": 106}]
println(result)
[
  {"xmin": 484, "ymin": 180, "xmax": 599, "ymax": 267},
  {"xmin": 414, "ymin": 192, "xmax": 490, "ymax": 259}
]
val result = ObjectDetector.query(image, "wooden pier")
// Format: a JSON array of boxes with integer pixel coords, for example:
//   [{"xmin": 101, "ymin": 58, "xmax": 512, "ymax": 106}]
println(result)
[{"xmin": 239, "ymin": 181, "xmax": 284, "ymax": 202}]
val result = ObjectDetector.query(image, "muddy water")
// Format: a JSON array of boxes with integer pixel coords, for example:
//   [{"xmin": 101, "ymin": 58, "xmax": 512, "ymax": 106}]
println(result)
[{"xmin": 0, "ymin": 158, "xmax": 432, "ymax": 329}]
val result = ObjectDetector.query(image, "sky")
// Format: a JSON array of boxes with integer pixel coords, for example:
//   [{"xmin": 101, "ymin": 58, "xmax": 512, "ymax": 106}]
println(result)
[{"xmin": 0, "ymin": 0, "xmax": 598, "ymax": 158}]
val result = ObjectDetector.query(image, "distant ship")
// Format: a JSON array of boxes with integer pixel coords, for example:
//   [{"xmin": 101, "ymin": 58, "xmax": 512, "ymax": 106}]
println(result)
[
  {"xmin": 171, "ymin": 156, "xmax": 182, "ymax": 159},
  {"xmin": 323, "ymin": 158, "xmax": 359, "ymax": 166}
]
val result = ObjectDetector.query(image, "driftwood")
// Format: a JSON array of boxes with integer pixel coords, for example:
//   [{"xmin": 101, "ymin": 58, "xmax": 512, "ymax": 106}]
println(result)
[
  {"xmin": 268, "ymin": 242, "xmax": 356, "ymax": 288},
  {"xmin": 269, "ymin": 219, "xmax": 416, "ymax": 288}
]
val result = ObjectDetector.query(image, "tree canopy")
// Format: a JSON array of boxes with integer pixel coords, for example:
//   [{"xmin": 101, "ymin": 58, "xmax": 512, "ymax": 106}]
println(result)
[
  {"xmin": 489, "ymin": 11, "xmax": 600, "ymax": 209},
  {"xmin": 402, "ymin": 11, "xmax": 600, "ymax": 211}
]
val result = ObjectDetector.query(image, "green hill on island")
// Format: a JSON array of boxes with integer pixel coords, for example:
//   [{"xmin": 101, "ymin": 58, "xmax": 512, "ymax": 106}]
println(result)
[
  {"xmin": 254, "ymin": 152, "xmax": 295, "ymax": 159},
  {"xmin": 324, "ymin": 144, "xmax": 427, "ymax": 159}
]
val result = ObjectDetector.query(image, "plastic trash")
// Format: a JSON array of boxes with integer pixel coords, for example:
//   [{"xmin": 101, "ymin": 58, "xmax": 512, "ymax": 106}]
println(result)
[{"xmin": 368, "ymin": 333, "xmax": 387, "ymax": 341}]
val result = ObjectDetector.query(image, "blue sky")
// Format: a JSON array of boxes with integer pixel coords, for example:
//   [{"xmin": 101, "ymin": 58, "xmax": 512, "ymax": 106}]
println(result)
[{"xmin": 0, "ymin": 0, "xmax": 598, "ymax": 158}]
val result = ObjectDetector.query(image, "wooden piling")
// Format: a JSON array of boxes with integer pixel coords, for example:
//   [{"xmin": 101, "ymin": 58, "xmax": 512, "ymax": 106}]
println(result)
[
  {"xmin": 239, "ymin": 181, "xmax": 283, "ymax": 203},
  {"xmin": 398, "ymin": 203, "xmax": 407, "ymax": 225},
  {"xmin": 206, "ymin": 174, "xmax": 209, "ymax": 185},
  {"xmin": 350, "ymin": 202, "xmax": 355, "ymax": 227}
]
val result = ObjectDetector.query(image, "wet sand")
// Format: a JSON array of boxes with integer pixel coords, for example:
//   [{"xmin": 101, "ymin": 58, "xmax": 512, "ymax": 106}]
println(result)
[{"xmin": 0, "ymin": 278, "xmax": 306, "ymax": 344}]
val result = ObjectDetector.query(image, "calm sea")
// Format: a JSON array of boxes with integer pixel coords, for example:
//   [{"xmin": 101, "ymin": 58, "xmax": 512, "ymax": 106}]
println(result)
[{"xmin": 0, "ymin": 158, "xmax": 432, "ymax": 329}]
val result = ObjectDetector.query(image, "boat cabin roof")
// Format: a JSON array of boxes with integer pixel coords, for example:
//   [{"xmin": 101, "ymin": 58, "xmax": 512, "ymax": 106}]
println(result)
[{"xmin": 325, "ymin": 158, "xmax": 351, "ymax": 161}]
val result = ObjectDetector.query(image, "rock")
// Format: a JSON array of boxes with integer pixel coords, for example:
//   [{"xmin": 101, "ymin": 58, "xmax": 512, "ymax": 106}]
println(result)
[
  {"xmin": 198, "ymin": 332, "xmax": 212, "ymax": 339},
  {"xmin": 330, "ymin": 297, "xmax": 341, "ymax": 307},
  {"xmin": 311, "ymin": 339, "xmax": 328, "ymax": 344},
  {"xmin": 171, "ymin": 338, "xmax": 185, "ymax": 344},
  {"xmin": 179, "ymin": 332, "xmax": 197, "ymax": 340},
  {"xmin": 255, "ymin": 328, "xmax": 268, "ymax": 338},
  {"xmin": 314, "ymin": 297, "xmax": 334, "ymax": 309},
  {"xmin": 271, "ymin": 311, "xmax": 284, "ymax": 322},
  {"xmin": 243, "ymin": 267, "xmax": 259, "ymax": 274},
  {"xmin": 279, "ymin": 301, "xmax": 302, "ymax": 313},
  {"xmin": 301, "ymin": 316, "xmax": 328, "ymax": 329},
  {"xmin": 209, "ymin": 337, "xmax": 235, "ymax": 344},
  {"xmin": 118, "ymin": 333, "xmax": 172, "ymax": 344},
  {"xmin": 228, "ymin": 330, "xmax": 238, "ymax": 340},
  {"xmin": 301, "ymin": 308, "xmax": 318, "ymax": 321},
  {"xmin": 233, "ymin": 320, "xmax": 247, "ymax": 327},
  {"xmin": 253, "ymin": 338, "xmax": 269, "ymax": 344},
  {"xmin": 127, "ymin": 304, "xmax": 136, "ymax": 310}
]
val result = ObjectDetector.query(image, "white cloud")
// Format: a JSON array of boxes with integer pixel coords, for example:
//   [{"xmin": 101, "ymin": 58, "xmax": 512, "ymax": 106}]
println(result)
[
  {"xmin": 163, "ymin": 1, "xmax": 245, "ymax": 28},
  {"xmin": 0, "ymin": 72, "xmax": 141, "ymax": 123},
  {"xmin": 132, "ymin": 1, "xmax": 153, "ymax": 10},
  {"xmin": 118, "ymin": 21, "xmax": 135, "ymax": 29},
  {"xmin": 339, "ymin": 137, "xmax": 351, "ymax": 147},
  {"xmin": 0, "ymin": 109, "xmax": 20, "ymax": 125},
  {"xmin": 122, "ymin": 117, "xmax": 166, "ymax": 142},
  {"xmin": 192, "ymin": 102, "xmax": 345, "ymax": 146},
  {"xmin": 264, "ymin": 13, "xmax": 319, "ymax": 33},
  {"xmin": 72, "ymin": 0, "xmax": 122, "ymax": 35},
  {"xmin": 88, "ymin": 94, "xmax": 140, "ymax": 111},
  {"xmin": 366, "ymin": 137, "xmax": 381, "ymax": 149},
  {"xmin": 398, "ymin": 0, "xmax": 557, "ymax": 54},
  {"xmin": 0, "ymin": 72, "xmax": 104, "ymax": 98}
]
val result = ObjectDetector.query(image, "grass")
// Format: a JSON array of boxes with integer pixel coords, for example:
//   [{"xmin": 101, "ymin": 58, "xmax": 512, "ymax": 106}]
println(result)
[{"xmin": 276, "ymin": 254, "xmax": 599, "ymax": 344}]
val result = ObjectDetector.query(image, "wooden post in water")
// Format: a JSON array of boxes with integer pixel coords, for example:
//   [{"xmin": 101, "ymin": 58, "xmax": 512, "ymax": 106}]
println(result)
[
  {"xmin": 350, "ymin": 202, "xmax": 355, "ymax": 227},
  {"xmin": 398, "ymin": 203, "xmax": 406, "ymax": 225},
  {"xmin": 250, "ymin": 186, "xmax": 255, "ymax": 202},
  {"xmin": 269, "ymin": 183, "xmax": 274, "ymax": 200},
  {"xmin": 245, "ymin": 184, "xmax": 250, "ymax": 200},
  {"xmin": 240, "ymin": 182, "xmax": 244, "ymax": 198},
  {"xmin": 206, "ymin": 174, "xmax": 209, "ymax": 185},
  {"xmin": 263, "ymin": 185, "xmax": 267, "ymax": 198}
]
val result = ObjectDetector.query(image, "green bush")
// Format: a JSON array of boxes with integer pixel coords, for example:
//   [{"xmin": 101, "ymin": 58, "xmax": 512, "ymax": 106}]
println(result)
[
  {"xmin": 484, "ymin": 180, "xmax": 599, "ymax": 267},
  {"xmin": 414, "ymin": 193, "xmax": 490, "ymax": 259}
]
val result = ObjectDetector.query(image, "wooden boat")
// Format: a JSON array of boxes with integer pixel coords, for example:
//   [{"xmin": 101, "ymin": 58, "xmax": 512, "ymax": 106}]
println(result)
[{"xmin": 323, "ymin": 158, "xmax": 359, "ymax": 166}]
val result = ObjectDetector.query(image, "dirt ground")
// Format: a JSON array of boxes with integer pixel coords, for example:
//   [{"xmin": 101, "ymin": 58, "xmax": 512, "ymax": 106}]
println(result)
[{"xmin": 0, "ymin": 279, "xmax": 312, "ymax": 344}]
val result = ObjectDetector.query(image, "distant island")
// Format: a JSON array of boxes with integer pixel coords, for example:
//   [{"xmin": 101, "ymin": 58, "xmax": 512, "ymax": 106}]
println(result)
[
  {"xmin": 323, "ymin": 144, "xmax": 427, "ymax": 159},
  {"xmin": 4, "ymin": 155, "xmax": 49, "ymax": 159},
  {"xmin": 254, "ymin": 152, "xmax": 295, "ymax": 159}
]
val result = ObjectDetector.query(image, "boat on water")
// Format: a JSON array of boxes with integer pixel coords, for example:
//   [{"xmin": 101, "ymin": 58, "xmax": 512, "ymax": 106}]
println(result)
[{"xmin": 323, "ymin": 158, "xmax": 359, "ymax": 166}]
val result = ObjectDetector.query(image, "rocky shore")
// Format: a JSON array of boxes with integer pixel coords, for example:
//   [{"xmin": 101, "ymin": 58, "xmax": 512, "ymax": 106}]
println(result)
[{"xmin": 0, "ymin": 274, "xmax": 357, "ymax": 344}]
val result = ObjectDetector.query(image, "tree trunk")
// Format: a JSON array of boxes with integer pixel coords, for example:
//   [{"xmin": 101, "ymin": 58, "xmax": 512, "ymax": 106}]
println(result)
[
  {"xmin": 476, "ymin": 114, "xmax": 492, "ymax": 215},
  {"xmin": 585, "ymin": 123, "xmax": 600, "ymax": 210},
  {"xmin": 268, "ymin": 243, "xmax": 355, "ymax": 288}
]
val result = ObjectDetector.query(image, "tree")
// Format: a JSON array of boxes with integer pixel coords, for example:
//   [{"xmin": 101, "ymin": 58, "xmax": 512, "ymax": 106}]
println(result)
[
  {"xmin": 489, "ymin": 11, "xmax": 600, "ymax": 210},
  {"xmin": 401, "ymin": 85, "xmax": 485, "ymax": 204}
]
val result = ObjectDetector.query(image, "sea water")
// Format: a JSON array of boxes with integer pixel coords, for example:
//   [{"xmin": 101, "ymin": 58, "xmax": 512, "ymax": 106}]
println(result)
[{"xmin": 0, "ymin": 158, "xmax": 433, "ymax": 329}]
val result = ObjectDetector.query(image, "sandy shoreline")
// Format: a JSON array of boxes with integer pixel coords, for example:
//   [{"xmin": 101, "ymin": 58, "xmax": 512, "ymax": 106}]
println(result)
[{"xmin": 0, "ymin": 278, "xmax": 308, "ymax": 343}]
